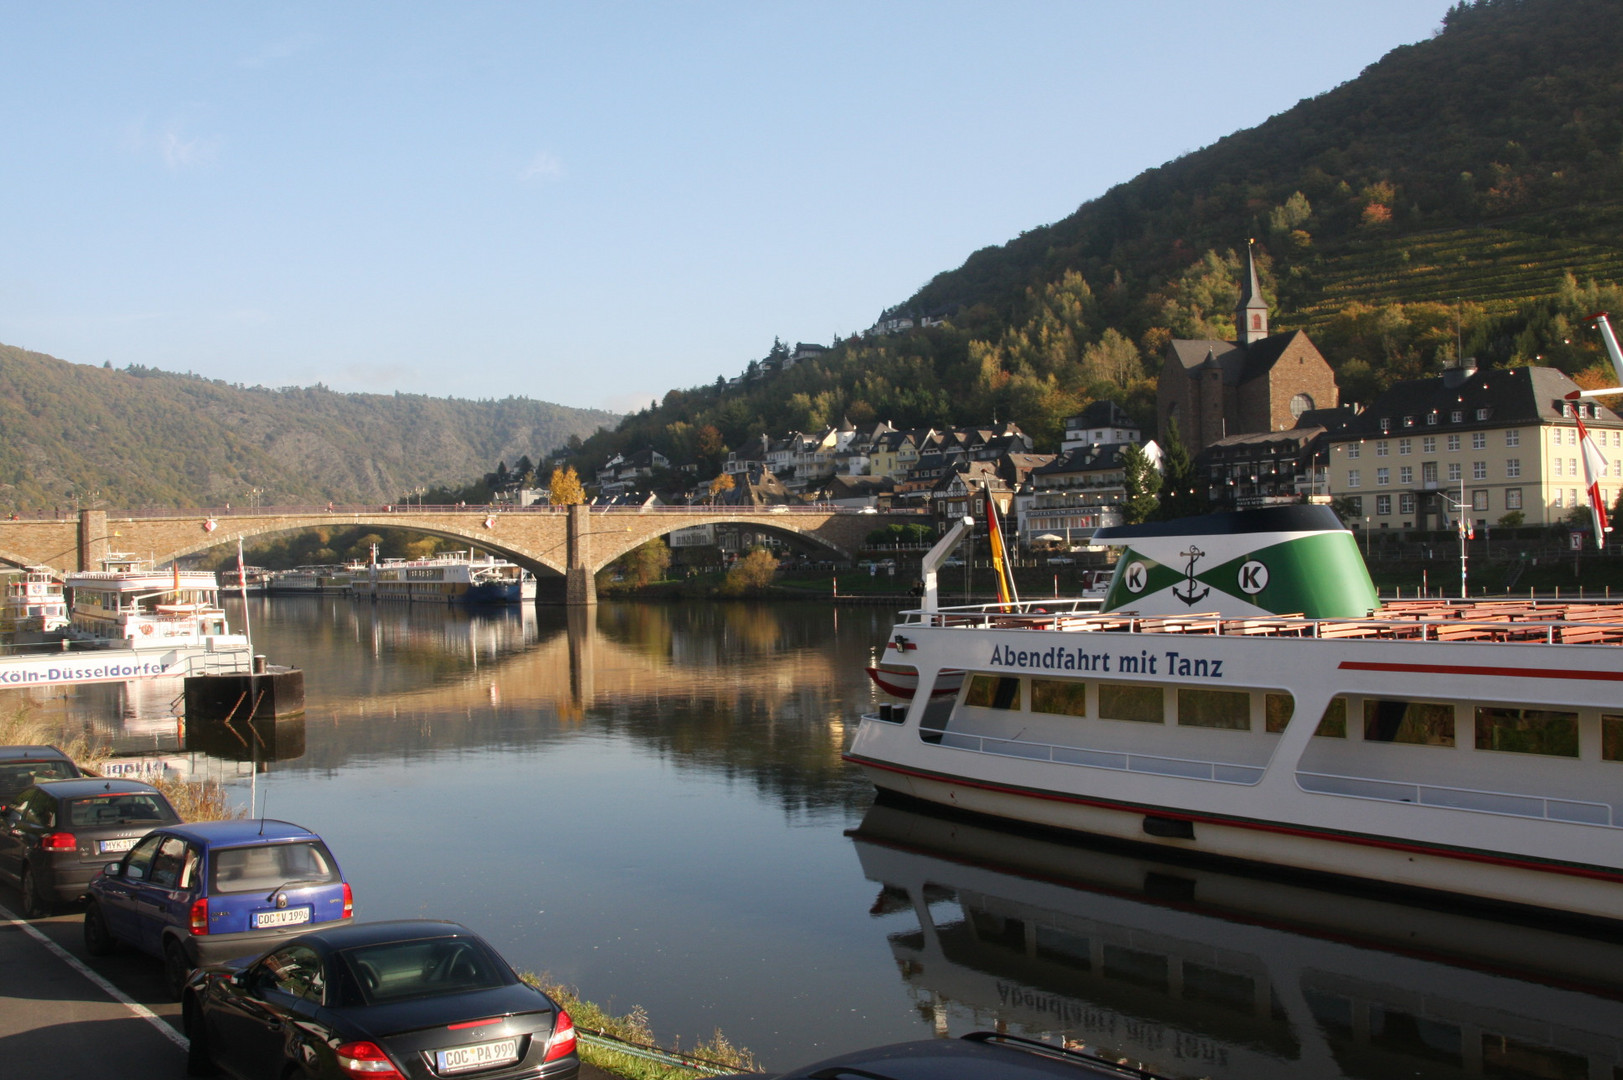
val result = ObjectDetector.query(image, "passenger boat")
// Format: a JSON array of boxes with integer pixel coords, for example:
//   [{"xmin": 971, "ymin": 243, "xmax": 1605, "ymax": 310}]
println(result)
[
  {"xmin": 359, "ymin": 550, "xmax": 536, "ymax": 605},
  {"xmin": 1, "ymin": 566, "xmax": 70, "ymax": 639},
  {"xmin": 64, "ymin": 553, "xmax": 233, "ymax": 648},
  {"xmin": 846, "ymin": 504, "xmax": 1623, "ymax": 923},
  {"xmin": 218, "ymin": 565, "xmax": 271, "ymax": 594},
  {"xmin": 264, "ymin": 564, "xmax": 353, "ymax": 595}
]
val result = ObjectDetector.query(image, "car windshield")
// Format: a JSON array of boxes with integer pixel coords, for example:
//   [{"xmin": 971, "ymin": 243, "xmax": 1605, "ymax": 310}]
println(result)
[
  {"xmin": 0, "ymin": 761, "xmax": 77, "ymax": 798},
  {"xmin": 208, "ymin": 840, "xmax": 340, "ymax": 894},
  {"xmin": 64, "ymin": 793, "xmax": 175, "ymax": 828},
  {"xmin": 339, "ymin": 937, "xmax": 509, "ymax": 1004}
]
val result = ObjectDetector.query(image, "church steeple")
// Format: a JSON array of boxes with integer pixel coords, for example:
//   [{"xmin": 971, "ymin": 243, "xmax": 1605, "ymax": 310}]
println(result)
[{"xmin": 1235, "ymin": 240, "xmax": 1268, "ymax": 345}]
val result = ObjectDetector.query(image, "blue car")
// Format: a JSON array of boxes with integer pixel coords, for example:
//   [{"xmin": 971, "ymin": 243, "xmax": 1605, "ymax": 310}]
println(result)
[{"xmin": 83, "ymin": 818, "xmax": 353, "ymax": 998}]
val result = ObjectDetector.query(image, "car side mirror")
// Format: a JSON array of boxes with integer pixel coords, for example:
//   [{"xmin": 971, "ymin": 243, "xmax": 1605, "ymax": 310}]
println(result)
[{"xmin": 103, "ymin": 862, "xmax": 123, "ymax": 876}]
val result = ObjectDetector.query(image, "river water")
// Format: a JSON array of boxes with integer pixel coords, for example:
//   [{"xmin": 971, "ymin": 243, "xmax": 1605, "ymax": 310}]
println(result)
[{"xmin": 7, "ymin": 596, "xmax": 1623, "ymax": 1077}]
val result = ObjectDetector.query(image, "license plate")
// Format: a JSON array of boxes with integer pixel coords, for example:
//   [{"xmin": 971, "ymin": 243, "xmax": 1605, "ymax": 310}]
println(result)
[
  {"xmin": 253, "ymin": 907, "xmax": 311, "ymax": 929},
  {"xmin": 100, "ymin": 837, "xmax": 138, "ymax": 853},
  {"xmin": 436, "ymin": 1038, "xmax": 520, "ymax": 1074}
]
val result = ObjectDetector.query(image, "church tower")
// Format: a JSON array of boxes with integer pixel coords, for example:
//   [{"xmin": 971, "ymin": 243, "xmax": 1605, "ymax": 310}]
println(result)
[{"xmin": 1235, "ymin": 241, "xmax": 1269, "ymax": 345}]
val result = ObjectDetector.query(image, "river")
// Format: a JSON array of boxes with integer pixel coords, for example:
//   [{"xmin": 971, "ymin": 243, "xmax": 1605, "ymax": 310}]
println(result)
[{"xmin": 6, "ymin": 596, "xmax": 1623, "ymax": 1077}]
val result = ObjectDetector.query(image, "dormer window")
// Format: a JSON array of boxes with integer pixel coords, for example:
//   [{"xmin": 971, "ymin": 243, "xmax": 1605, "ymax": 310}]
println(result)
[
  {"xmin": 1426, "ymin": 413, "xmax": 1438, "ymax": 426},
  {"xmin": 1403, "ymin": 415, "xmax": 1416, "ymax": 428},
  {"xmin": 1451, "ymin": 410, "xmax": 1464, "ymax": 423},
  {"xmin": 1476, "ymin": 407, "xmax": 1491, "ymax": 421},
  {"xmin": 1378, "ymin": 418, "xmax": 1392, "ymax": 433}
]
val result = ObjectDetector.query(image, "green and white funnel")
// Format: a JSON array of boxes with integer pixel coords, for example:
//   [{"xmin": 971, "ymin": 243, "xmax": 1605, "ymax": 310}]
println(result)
[{"xmin": 1093, "ymin": 506, "xmax": 1378, "ymax": 619}]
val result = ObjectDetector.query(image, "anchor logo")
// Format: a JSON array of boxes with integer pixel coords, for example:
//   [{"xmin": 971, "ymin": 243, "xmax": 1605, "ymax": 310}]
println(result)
[{"xmin": 1172, "ymin": 545, "xmax": 1210, "ymax": 606}]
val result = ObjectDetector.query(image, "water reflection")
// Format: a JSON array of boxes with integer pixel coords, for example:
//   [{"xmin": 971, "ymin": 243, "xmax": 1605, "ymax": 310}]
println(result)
[{"xmin": 850, "ymin": 800, "xmax": 1623, "ymax": 1080}]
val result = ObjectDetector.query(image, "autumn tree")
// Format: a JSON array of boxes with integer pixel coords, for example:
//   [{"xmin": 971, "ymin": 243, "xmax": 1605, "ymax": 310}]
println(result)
[
  {"xmin": 626, "ymin": 538, "xmax": 672, "ymax": 587},
  {"xmin": 549, "ymin": 466, "xmax": 585, "ymax": 505},
  {"xmin": 707, "ymin": 472, "xmax": 736, "ymax": 504},
  {"xmin": 722, "ymin": 548, "xmax": 779, "ymax": 595}
]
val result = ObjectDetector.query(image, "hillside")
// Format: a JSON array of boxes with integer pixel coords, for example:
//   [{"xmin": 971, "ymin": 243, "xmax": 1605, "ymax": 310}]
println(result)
[
  {"xmin": 0, "ymin": 343, "xmax": 618, "ymax": 514},
  {"xmin": 556, "ymin": 0, "xmax": 1623, "ymax": 477}
]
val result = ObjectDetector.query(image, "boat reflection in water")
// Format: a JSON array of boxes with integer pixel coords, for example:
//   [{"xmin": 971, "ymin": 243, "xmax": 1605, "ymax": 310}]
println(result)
[{"xmin": 850, "ymin": 801, "xmax": 1623, "ymax": 1080}]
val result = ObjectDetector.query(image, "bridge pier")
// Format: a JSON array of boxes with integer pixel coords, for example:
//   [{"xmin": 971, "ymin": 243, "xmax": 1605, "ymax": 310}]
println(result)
[
  {"xmin": 79, "ymin": 510, "xmax": 113, "ymax": 572},
  {"xmin": 565, "ymin": 504, "xmax": 597, "ymax": 606}
]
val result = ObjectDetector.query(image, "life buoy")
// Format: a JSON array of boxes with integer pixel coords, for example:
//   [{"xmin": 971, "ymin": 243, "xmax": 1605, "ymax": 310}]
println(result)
[{"xmin": 139, "ymin": 624, "xmax": 154, "ymax": 635}]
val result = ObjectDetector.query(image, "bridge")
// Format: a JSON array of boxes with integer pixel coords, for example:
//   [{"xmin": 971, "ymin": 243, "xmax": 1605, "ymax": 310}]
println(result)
[{"xmin": 0, "ymin": 505, "xmax": 922, "ymax": 604}]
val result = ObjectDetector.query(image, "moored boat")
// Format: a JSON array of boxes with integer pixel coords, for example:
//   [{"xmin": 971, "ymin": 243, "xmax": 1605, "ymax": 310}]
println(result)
[
  {"xmin": 264, "ymin": 564, "xmax": 353, "ymax": 595},
  {"xmin": 359, "ymin": 550, "xmax": 536, "ymax": 605},
  {"xmin": 64, "ymin": 553, "xmax": 234, "ymax": 649},
  {"xmin": 1, "ymin": 566, "xmax": 70, "ymax": 640},
  {"xmin": 845, "ymin": 505, "xmax": 1623, "ymax": 923}
]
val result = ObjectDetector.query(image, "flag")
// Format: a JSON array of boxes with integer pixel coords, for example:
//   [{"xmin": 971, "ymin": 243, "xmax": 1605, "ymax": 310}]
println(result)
[
  {"xmin": 1573, "ymin": 403, "xmax": 1612, "ymax": 549},
  {"xmin": 982, "ymin": 481, "xmax": 1018, "ymax": 607}
]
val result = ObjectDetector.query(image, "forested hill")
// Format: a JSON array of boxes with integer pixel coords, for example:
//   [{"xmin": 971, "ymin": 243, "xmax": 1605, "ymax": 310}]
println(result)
[
  {"xmin": 0, "ymin": 343, "xmax": 618, "ymax": 514},
  {"xmin": 568, "ymin": 0, "xmax": 1623, "ymax": 480}
]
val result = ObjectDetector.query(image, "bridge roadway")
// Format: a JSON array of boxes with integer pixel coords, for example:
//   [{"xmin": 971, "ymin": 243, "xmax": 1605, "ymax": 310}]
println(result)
[{"xmin": 0, "ymin": 505, "xmax": 918, "ymax": 604}]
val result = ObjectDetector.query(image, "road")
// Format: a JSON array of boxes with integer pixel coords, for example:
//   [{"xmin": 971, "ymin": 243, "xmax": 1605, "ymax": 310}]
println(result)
[{"xmin": 0, "ymin": 881, "xmax": 620, "ymax": 1079}]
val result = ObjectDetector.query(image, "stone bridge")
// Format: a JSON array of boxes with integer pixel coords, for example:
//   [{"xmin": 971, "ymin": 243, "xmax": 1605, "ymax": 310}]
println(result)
[{"xmin": 0, "ymin": 506, "xmax": 923, "ymax": 604}]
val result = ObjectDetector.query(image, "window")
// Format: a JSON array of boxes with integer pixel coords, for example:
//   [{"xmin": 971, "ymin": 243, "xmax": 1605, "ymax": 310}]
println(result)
[
  {"xmin": 1375, "ymin": 494, "xmax": 1391, "ymax": 515},
  {"xmin": 1447, "ymin": 462, "xmax": 1462, "ymax": 482},
  {"xmin": 210, "ymin": 841, "xmax": 341, "ymax": 894},
  {"xmin": 1426, "ymin": 413, "xmax": 1439, "ymax": 426},
  {"xmin": 1446, "ymin": 434, "xmax": 1461, "ymax": 451},
  {"xmin": 1472, "ymin": 490, "xmax": 1488, "ymax": 511},
  {"xmin": 1472, "ymin": 432, "xmax": 1486, "ymax": 449},
  {"xmin": 1264, "ymin": 694, "xmax": 1294, "ymax": 734},
  {"xmin": 1451, "ymin": 410, "xmax": 1464, "ymax": 423},
  {"xmin": 1399, "ymin": 493, "xmax": 1415, "ymax": 514},
  {"xmin": 256, "ymin": 945, "xmax": 326, "ymax": 1003},
  {"xmin": 1398, "ymin": 438, "xmax": 1411, "ymax": 455},
  {"xmin": 1604, "ymin": 715, "xmax": 1623, "ymax": 761},
  {"xmin": 1378, "ymin": 418, "xmax": 1392, "ymax": 433},
  {"xmin": 1290, "ymin": 393, "xmax": 1314, "ymax": 418},
  {"xmin": 1506, "ymin": 488, "xmax": 1522, "ymax": 510},
  {"xmin": 1316, "ymin": 697, "xmax": 1349, "ymax": 738},
  {"xmin": 1476, "ymin": 708, "xmax": 1578, "ymax": 757},
  {"xmin": 1422, "ymin": 462, "xmax": 1438, "ymax": 484},
  {"xmin": 1505, "ymin": 430, "xmax": 1520, "ymax": 447},
  {"xmin": 1375, "ymin": 441, "xmax": 1389, "ymax": 457},
  {"xmin": 1476, "ymin": 408, "xmax": 1491, "ymax": 421},
  {"xmin": 1399, "ymin": 466, "xmax": 1414, "ymax": 484},
  {"xmin": 1098, "ymin": 683, "xmax": 1162, "ymax": 723},
  {"xmin": 1403, "ymin": 415, "xmax": 1417, "ymax": 428},
  {"xmin": 1031, "ymin": 679, "xmax": 1087, "ymax": 718},
  {"xmin": 1472, "ymin": 461, "xmax": 1487, "ymax": 480},
  {"xmin": 1363, "ymin": 699, "xmax": 1455, "ymax": 746},
  {"xmin": 1506, "ymin": 458, "xmax": 1520, "ymax": 478},
  {"xmin": 1347, "ymin": 469, "xmax": 1361, "ymax": 488},
  {"xmin": 1553, "ymin": 489, "xmax": 1564, "ymax": 509},
  {"xmin": 1178, "ymin": 689, "xmax": 1250, "ymax": 730},
  {"xmin": 1422, "ymin": 436, "xmax": 1436, "ymax": 453},
  {"xmin": 1376, "ymin": 467, "xmax": 1390, "ymax": 486},
  {"xmin": 1345, "ymin": 443, "xmax": 1360, "ymax": 458}
]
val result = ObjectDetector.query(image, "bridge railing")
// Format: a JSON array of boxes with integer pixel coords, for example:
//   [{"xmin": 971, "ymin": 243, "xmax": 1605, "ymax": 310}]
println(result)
[{"xmin": 104, "ymin": 503, "xmax": 929, "ymax": 518}]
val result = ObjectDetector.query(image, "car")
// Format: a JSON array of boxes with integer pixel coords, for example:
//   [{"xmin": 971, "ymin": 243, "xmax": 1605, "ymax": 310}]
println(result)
[
  {"xmin": 730, "ymin": 1031, "xmax": 1165, "ymax": 1079},
  {"xmin": 84, "ymin": 818, "xmax": 353, "ymax": 999},
  {"xmin": 1046, "ymin": 555, "xmax": 1076, "ymax": 565},
  {"xmin": 181, "ymin": 919, "xmax": 579, "ymax": 1080},
  {"xmin": 0, "ymin": 745, "xmax": 83, "ymax": 814},
  {"xmin": 941, "ymin": 556, "xmax": 966, "ymax": 568},
  {"xmin": 0, "ymin": 777, "xmax": 178, "ymax": 918}
]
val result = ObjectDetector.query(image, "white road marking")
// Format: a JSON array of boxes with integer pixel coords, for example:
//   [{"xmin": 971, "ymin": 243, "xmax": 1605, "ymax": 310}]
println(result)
[{"xmin": 0, "ymin": 901, "xmax": 189, "ymax": 1051}]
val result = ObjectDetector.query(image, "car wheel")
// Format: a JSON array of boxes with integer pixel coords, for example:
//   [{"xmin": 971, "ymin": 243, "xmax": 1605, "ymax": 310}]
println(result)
[
  {"xmin": 83, "ymin": 901, "xmax": 117, "ymax": 956},
  {"xmin": 183, "ymin": 995, "xmax": 218, "ymax": 1077},
  {"xmin": 20, "ymin": 866, "xmax": 51, "ymax": 919},
  {"xmin": 164, "ymin": 939, "xmax": 193, "ymax": 1001}
]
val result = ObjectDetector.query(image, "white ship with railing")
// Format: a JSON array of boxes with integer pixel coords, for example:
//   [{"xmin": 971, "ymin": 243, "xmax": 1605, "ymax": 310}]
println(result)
[
  {"xmin": 1, "ymin": 566, "xmax": 70, "ymax": 640},
  {"xmin": 847, "ymin": 505, "xmax": 1623, "ymax": 923},
  {"xmin": 358, "ymin": 550, "xmax": 536, "ymax": 605}
]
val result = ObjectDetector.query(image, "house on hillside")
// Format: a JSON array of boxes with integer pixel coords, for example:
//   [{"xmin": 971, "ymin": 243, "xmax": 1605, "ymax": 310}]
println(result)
[
  {"xmin": 596, "ymin": 449, "xmax": 671, "ymax": 497},
  {"xmin": 1157, "ymin": 246, "xmax": 1339, "ymax": 450}
]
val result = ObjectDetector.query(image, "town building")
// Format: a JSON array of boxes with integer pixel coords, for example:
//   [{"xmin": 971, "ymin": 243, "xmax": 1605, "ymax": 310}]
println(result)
[{"xmin": 1323, "ymin": 363, "xmax": 1623, "ymax": 533}]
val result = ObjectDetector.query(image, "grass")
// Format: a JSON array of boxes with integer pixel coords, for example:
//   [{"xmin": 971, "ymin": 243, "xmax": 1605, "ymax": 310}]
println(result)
[
  {"xmin": 1, "ymin": 702, "xmax": 245, "ymax": 821},
  {"xmin": 519, "ymin": 973, "xmax": 757, "ymax": 1079}
]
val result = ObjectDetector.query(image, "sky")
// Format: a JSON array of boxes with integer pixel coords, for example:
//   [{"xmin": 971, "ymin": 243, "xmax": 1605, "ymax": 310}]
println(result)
[{"xmin": 0, "ymin": 2, "xmax": 1461, "ymax": 415}]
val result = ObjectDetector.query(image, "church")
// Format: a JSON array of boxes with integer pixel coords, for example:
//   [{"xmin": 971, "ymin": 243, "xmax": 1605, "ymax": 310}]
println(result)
[{"xmin": 1156, "ymin": 246, "xmax": 1339, "ymax": 449}]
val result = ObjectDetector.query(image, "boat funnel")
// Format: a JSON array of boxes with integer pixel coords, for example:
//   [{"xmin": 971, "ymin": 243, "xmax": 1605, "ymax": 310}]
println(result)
[{"xmin": 1092, "ymin": 505, "xmax": 1377, "ymax": 618}]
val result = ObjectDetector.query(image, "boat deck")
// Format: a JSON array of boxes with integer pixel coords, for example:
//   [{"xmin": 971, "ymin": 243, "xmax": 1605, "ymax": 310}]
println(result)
[{"xmin": 901, "ymin": 599, "xmax": 1623, "ymax": 645}]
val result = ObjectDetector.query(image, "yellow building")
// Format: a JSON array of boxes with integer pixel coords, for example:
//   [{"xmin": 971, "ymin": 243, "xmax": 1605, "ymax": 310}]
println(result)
[{"xmin": 1324, "ymin": 364, "xmax": 1622, "ymax": 533}]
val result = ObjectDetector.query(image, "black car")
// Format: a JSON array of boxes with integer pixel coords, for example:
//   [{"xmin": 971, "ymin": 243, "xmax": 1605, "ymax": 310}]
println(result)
[
  {"xmin": 734, "ymin": 1032, "xmax": 1166, "ymax": 1080},
  {"xmin": 0, "ymin": 745, "xmax": 83, "ymax": 813},
  {"xmin": 0, "ymin": 777, "xmax": 179, "ymax": 916},
  {"xmin": 183, "ymin": 919, "xmax": 579, "ymax": 1080}
]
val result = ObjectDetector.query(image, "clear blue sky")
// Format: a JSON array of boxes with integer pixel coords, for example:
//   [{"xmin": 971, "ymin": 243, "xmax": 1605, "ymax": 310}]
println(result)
[{"xmin": 1, "ymin": 2, "xmax": 1458, "ymax": 414}]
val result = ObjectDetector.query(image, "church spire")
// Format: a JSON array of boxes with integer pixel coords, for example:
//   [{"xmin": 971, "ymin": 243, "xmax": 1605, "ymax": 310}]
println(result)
[{"xmin": 1235, "ymin": 239, "xmax": 1268, "ymax": 345}]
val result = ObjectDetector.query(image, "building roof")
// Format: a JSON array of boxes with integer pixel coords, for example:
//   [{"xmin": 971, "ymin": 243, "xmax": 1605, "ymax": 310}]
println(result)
[
  {"xmin": 1340, "ymin": 365, "xmax": 1623, "ymax": 436},
  {"xmin": 1068, "ymin": 400, "xmax": 1137, "ymax": 429},
  {"xmin": 1164, "ymin": 329, "xmax": 1310, "ymax": 385}
]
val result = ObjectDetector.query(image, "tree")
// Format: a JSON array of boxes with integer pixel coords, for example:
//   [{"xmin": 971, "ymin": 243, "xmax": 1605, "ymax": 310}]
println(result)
[
  {"xmin": 626, "ymin": 538, "xmax": 671, "ymax": 587},
  {"xmin": 1121, "ymin": 443, "xmax": 1162, "ymax": 525},
  {"xmin": 707, "ymin": 472, "xmax": 736, "ymax": 504},
  {"xmin": 1152, "ymin": 418, "xmax": 1202, "ymax": 520},
  {"xmin": 723, "ymin": 548, "xmax": 779, "ymax": 595},
  {"xmin": 549, "ymin": 466, "xmax": 585, "ymax": 505}
]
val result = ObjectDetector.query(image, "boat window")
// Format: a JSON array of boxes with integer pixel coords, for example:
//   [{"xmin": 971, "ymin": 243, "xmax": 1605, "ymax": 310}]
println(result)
[
  {"xmin": 1181, "ymin": 961, "xmax": 1257, "ymax": 1014},
  {"xmin": 1098, "ymin": 683, "xmax": 1163, "ymax": 724},
  {"xmin": 1475, "ymin": 708, "xmax": 1578, "ymax": 757},
  {"xmin": 1030, "ymin": 679, "xmax": 1087, "ymax": 718},
  {"xmin": 1316, "ymin": 697, "xmax": 1348, "ymax": 738},
  {"xmin": 964, "ymin": 675, "xmax": 1021, "ymax": 711},
  {"xmin": 1177, "ymin": 689, "xmax": 1250, "ymax": 730},
  {"xmin": 1481, "ymin": 1034, "xmax": 1587, "ymax": 1079},
  {"xmin": 1264, "ymin": 693, "xmax": 1293, "ymax": 733},
  {"xmin": 1604, "ymin": 715, "xmax": 1623, "ymax": 761},
  {"xmin": 1362, "ymin": 699, "xmax": 1455, "ymax": 746}
]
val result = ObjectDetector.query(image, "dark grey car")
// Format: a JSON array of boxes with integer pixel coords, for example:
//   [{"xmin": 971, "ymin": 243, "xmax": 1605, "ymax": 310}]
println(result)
[
  {"xmin": 0, "ymin": 745, "xmax": 83, "ymax": 814},
  {"xmin": 0, "ymin": 777, "xmax": 180, "ymax": 916}
]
